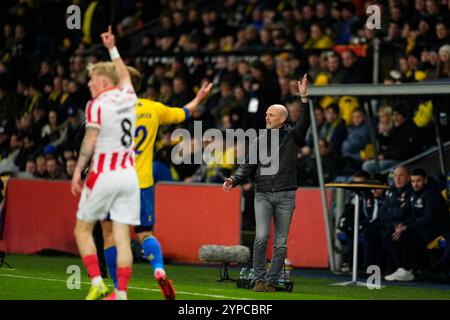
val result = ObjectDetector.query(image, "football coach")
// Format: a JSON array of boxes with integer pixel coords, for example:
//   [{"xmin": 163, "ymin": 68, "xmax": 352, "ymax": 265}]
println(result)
[{"xmin": 223, "ymin": 75, "xmax": 310, "ymax": 292}]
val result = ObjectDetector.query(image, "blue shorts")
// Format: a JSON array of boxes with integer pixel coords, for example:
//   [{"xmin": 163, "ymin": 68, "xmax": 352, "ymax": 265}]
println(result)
[{"xmin": 139, "ymin": 186, "xmax": 155, "ymax": 227}]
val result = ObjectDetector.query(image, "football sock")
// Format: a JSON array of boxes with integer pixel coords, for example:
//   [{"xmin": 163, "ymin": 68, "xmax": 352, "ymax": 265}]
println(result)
[
  {"xmin": 104, "ymin": 246, "xmax": 118, "ymax": 288},
  {"xmin": 142, "ymin": 236, "xmax": 164, "ymax": 271},
  {"xmin": 82, "ymin": 254, "xmax": 102, "ymax": 286},
  {"xmin": 117, "ymin": 267, "xmax": 132, "ymax": 293}
]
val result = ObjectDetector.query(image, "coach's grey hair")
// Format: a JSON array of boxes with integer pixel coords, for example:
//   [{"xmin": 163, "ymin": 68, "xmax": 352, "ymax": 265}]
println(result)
[{"xmin": 270, "ymin": 104, "xmax": 289, "ymax": 122}]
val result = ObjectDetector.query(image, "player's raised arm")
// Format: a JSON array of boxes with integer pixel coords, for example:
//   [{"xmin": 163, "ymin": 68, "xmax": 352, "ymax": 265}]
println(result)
[
  {"xmin": 183, "ymin": 81, "xmax": 213, "ymax": 116},
  {"xmin": 101, "ymin": 25, "xmax": 132, "ymax": 88}
]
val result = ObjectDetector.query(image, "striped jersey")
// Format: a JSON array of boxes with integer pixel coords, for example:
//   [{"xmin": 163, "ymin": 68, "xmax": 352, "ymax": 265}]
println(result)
[{"xmin": 85, "ymin": 85, "xmax": 138, "ymax": 174}]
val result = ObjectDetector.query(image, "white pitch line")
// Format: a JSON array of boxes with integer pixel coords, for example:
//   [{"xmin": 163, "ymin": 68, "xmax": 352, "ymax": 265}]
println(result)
[{"xmin": 0, "ymin": 273, "xmax": 252, "ymax": 300}]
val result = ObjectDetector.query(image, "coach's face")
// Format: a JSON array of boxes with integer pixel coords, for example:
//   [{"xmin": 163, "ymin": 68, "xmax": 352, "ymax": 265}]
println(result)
[{"xmin": 266, "ymin": 105, "xmax": 287, "ymax": 129}]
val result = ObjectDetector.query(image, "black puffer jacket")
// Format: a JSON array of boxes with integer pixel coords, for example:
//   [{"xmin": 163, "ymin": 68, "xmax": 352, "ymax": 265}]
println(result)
[
  {"xmin": 230, "ymin": 101, "xmax": 310, "ymax": 192},
  {"xmin": 379, "ymin": 119, "xmax": 422, "ymax": 161},
  {"xmin": 378, "ymin": 184, "xmax": 413, "ymax": 225}
]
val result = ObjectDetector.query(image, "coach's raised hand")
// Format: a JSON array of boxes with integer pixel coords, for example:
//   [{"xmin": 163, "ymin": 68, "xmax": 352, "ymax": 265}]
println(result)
[{"xmin": 298, "ymin": 74, "xmax": 308, "ymax": 103}]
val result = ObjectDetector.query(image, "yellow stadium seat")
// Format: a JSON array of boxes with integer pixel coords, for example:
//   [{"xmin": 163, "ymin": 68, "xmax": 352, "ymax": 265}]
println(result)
[
  {"xmin": 339, "ymin": 96, "xmax": 360, "ymax": 126},
  {"xmin": 413, "ymin": 100, "xmax": 433, "ymax": 128}
]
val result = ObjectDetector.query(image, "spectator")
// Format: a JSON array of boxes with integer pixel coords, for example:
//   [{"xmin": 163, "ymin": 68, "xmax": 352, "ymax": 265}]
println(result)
[
  {"xmin": 272, "ymin": 32, "xmax": 294, "ymax": 51},
  {"xmin": 363, "ymin": 105, "xmax": 423, "ymax": 175},
  {"xmin": 24, "ymin": 158, "xmax": 36, "ymax": 177},
  {"xmin": 341, "ymin": 108, "xmax": 371, "ymax": 162},
  {"xmin": 299, "ymin": 4, "xmax": 317, "ymax": 30},
  {"xmin": 70, "ymin": 55, "xmax": 88, "ymax": 85},
  {"xmin": 323, "ymin": 103, "xmax": 347, "ymax": 156},
  {"xmin": 315, "ymin": 53, "xmax": 345, "ymax": 84},
  {"xmin": 0, "ymin": 126, "xmax": 10, "ymax": 159},
  {"xmin": 315, "ymin": 2, "xmax": 333, "ymax": 32},
  {"xmin": 424, "ymin": 0, "xmax": 441, "ymax": 24},
  {"xmin": 384, "ymin": 168, "xmax": 450, "ymax": 281},
  {"xmin": 0, "ymin": 158, "xmax": 19, "ymax": 178},
  {"xmin": 297, "ymin": 138, "xmax": 341, "ymax": 186},
  {"xmin": 303, "ymin": 106, "xmax": 327, "ymax": 154},
  {"xmin": 147, "ymin": 62, "xmax": 167, "ymax": 89},
  {"xmin": 293, "ymin": 25, "xmax": 309, "ymax": 50},
  {"xmin": 15, "ymin": 134, "xmax": 38, "ymax": 170},
  {"xmin": 45, "ymin": 156, "xmax": 63, "ymax": 180},
  {"xmin": 65, "ymin": 157, "xmax": 76, "ymax": 180},
  {"xmin": 157, "ymin": 78, "xmax": 174, "ymax": 106},
  {"xmin": 171, "ymin": 76, "xmax": 195, "ymax": 107},
  {"xmin": 245, "ymin": 61, "xmax": 281, "ymax": 129},
  {"xmin": 41, "ymin": 110, "xmax": 67, "ymax": 148},
  {"xmin": 64, "ymin": 107, "xmax": 82, "ymax": 151},
  {"xmin": 172, "ymin": 10, "xmax": 188, "ymax": 36},
  {"xmin": 341, "ymin": 49, "xmax": 370, "ymax": 83},
  {"xmin": 0, "ymin": 86, "xmax": 18, "ymax": 123},
  {"xmin": 35, "ymin": 154, "xmax": 47, "ymax": 178},
  {"xmin": 363, "ymin": 105, "xmax": 422, "ymax": 173},
  {"xmin": 261, "ymin": 53, "xmax": 277, "ymax": 78},
  {"xmin": 336, "ymin": 2, "xmax": 357, "ymax": 45},
  {"xmin": 307, "ymin": 53, "xmax": 322, "ymax": 83},
  {"xmin": 5, "ymin": 133, "xmax": 23, "ymax": 163},
  {"xmin": 303, "ymin": 23, "xmax": 334, "ymax": 49},
  {"xmin": 286, "ymin": 100, "xmax": 301, "ymax": 126},
  {"xmin": 279, "ymin": 77, "xmax": 292, "ymax": 105},
  {"xmin": 259, "ymin": 28, "xmax": 275, "ymax": 50},
  {"xmin": 220, "ymin": 0, "xmax": 245, "ymax": 31},
  {"xmin": 435, "ymin": 22, "xmax": 450, "ymax": 49},
  {"xmin": 23, "ymin": 82, "xmax": 43, "ymax": 115},
  {"xmin": 229, "ymin": 85, "xmax": 247, "ymax": 129},
  {"xmin": 223, "ymin": 57, "xmax": 241, "ymax": 85},
  {"xmin": 435, "ymin": 44, "xmax": 450, "ymax": 79},
  {"xmin": 206, "ymin": 81, "xmax": 237, "ymax": 123},
  {"xmin": 377, "ymin": 106, "xmax": 394, "ymax": 141}
]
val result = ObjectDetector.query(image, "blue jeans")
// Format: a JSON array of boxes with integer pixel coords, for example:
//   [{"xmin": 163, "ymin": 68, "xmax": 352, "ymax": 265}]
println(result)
[
  {"xmin": 362, "ymin": 159, "xmax": 399, "ymax": 175},
  {"xmin": 253, "ymin": 190, "xmax": 296, "ymax": 284}
]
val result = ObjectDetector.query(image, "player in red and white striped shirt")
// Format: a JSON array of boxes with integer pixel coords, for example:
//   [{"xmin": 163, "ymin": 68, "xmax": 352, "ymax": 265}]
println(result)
[{"xmin": 71, "ymin": 26, "xmax": 139, "ymax": 300}]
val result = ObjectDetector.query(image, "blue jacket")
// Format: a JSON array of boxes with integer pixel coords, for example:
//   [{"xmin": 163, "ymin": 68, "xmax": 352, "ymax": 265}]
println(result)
[{"xmin": 341, "ymin": 121, "xmax": 371, "ymax": 160}]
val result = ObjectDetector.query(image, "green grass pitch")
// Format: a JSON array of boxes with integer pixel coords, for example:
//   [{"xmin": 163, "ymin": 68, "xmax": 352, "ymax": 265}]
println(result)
[{"xmin": 0, "ymin": 254, "xmax": 449, "ymax": 300}]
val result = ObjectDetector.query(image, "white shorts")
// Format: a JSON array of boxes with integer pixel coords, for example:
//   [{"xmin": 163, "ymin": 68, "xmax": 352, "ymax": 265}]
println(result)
[{"xmin": 76, "ymin": 167, "xmax": 140, "ymax": 225}]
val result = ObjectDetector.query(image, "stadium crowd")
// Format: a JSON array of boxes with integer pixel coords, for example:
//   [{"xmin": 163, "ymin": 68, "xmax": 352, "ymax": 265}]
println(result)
[
  {"xmin": 0, "ymin": 0, "xmax": 450, "ymax": 280},
  {"xmin": 1, "ymin": 0, "xmax": 450, "ymax": 182}
]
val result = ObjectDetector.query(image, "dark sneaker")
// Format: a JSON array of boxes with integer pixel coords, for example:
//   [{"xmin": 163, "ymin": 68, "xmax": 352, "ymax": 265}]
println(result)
[{"xmin": 253, "ymin": 280, "xmax": 266, "ymax": 292}]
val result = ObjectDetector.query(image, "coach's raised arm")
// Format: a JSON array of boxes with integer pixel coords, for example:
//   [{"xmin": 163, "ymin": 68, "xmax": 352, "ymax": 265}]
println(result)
[{"xmin": 223, "ymin": 74, "xmax": 310, "ymax": 193}]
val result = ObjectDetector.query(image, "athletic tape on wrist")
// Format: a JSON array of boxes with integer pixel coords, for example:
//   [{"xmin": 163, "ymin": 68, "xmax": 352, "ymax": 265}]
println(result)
[{"xmin": 109, "ymin": 47, "xmax": 120, "ymax": 60}]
